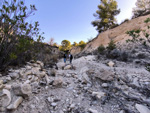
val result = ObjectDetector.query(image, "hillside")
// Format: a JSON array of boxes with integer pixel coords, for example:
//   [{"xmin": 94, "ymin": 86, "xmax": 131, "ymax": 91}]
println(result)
[{"xmin": 71, "ymin": 14, "xmax": 150, "ymax": 55}]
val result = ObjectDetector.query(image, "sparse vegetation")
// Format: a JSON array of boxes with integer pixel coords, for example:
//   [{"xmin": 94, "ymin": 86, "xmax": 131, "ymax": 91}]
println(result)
[
  {"xmin": 107, "ymin": 40, "xmax": 116, "ymax": 51},
  {"xmin": 98, "ymin": 44, "xmax": 105, "ymax": 54},
  {"xmin": 126, "ymin": 17, "xmax": 150, "ymax": 46}
]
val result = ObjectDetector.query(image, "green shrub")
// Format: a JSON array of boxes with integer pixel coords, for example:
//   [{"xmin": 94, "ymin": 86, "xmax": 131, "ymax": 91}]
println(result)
[
  {"xmin": 10, "ymin": 53, "xmax": 17, "ymax": 60},
  {"xmin": 107, "ymin": 40, "xmax": 116, "ymax": 51},
  {"xmin": 98, "ymin": 44, "xmax": 105, "ymax": 54}
]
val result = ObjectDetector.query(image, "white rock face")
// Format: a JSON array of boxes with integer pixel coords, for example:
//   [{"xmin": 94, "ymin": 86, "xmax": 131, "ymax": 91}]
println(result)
[{"xmin": 135, "ymin": 104, "xmax": 150, "ymax": 113}]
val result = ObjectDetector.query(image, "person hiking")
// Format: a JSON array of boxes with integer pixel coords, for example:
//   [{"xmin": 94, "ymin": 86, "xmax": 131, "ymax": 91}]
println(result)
[
  {"xmin": 69, "ymin": 53, "xmax": 73, "ymax": 64},
  {"xmin": 64, "ymin": 53, "xmax": 67, "ymax": 63}
]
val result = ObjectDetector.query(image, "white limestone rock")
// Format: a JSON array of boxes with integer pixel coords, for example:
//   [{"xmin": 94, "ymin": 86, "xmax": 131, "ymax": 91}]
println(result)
[
  {"xmin": 7, "ymin": 96, "xmax": 23, "ymax": 110},
  {"xmin": 102, "ymin": 83, "xmax": 108, "ymax": 88},
  {"xmin": 92, "ymin": 91, "xmax": 106, "ymax": 100},
  {"xmin": 12, "ymin": 84, "xmax": 32, "ymax": 97},
  {"xmin": 0, "ymin": 89, "xmax": 11, "ymax": 107},
  {"xmin": 53, "ymin": 77, "xmax": 63, "ymax": 87},
  {"xmin": 135, "ymin": 104, "xmax": 150, "ymax": 113},
  {"xmin": 9, "ymin": 72, "xmax": 19, "ymax": 79},
  {"xmin": 88, "ymin": 108, "xmax": 98, "ymax": 113},
  {"xmin": 64, "ymin": 65, "xmax": 72, "ymax": 70},
  {"xmin": 107, "ymin": 61, "xmax": 115, "ymax": 67},
  {"xmin": 96, "ymin": 69, "xmax": 115, "ymax": 81},
  {"xmin": 4, "ymin": 85, "xmax": 12, "ymax": 90}
]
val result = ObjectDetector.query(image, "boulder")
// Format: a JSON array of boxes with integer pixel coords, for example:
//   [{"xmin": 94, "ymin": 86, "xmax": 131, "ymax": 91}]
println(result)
[
  {"xmin": 53, "ymin": 77, "xmax": 63, "ymax": 87},
  {"xmin": 9, "ymin": 73, "xmax": 19, "ymax": 79},
  {"xmin": 64, "ymin": 65, "xmax": 72, "ymax": 70},
  {"xmin": 96, "ymin": 70, "xmax": 115, "ymax": 81},
  {"xmin": 31, "ymin": 67, "xmax": 41, "ymax": 75},
  {"xmin": 37, "ymin": 71, "xmax": 46, "ymax": 78},
  {"xmin": 135, "ymin": 104, "xmax": 150, "ymax": 113},
  {"xmin": 0, "ymin": 89, "xmax": 11, "ymax": 107},
  {"xmin": 7, "ymin": 96, "xmax": 23, "ymax": 110},
  {"xmin": 12, "ymin": 84, "xmax": 32, "ymax": 98}
]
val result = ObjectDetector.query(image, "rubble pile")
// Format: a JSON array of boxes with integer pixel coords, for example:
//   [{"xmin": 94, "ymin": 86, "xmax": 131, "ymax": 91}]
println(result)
[{"xmin": 0, "ymin": 56, "xmax": 150, "ymax": 113}]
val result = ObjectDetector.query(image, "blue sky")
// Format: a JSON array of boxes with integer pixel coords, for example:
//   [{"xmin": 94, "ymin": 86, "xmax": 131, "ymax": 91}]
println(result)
[{"xmin": 25, "ymin": 0, "xmax": 137, "ymax": 45}]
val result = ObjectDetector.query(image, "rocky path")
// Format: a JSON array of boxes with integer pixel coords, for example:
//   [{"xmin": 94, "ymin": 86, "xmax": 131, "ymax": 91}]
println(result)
[{"xmin": 0, "ymin": 55, "xmax": 150, "ymax": 113}]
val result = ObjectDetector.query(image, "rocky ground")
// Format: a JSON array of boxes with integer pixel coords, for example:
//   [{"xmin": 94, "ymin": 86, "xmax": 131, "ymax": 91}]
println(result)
[{"xmin": 0, "ymin": 55, "xmax": 150, "ymax": 113}]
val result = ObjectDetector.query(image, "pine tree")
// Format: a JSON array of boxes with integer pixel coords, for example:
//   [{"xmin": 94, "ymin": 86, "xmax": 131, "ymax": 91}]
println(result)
[
  {"xmin": 92, "ymin": 0, "xmax": 120, "ymax": 33},
  {"xmin": 132, "ymin": 0, "xmax": 150, "ymax": 18}
]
